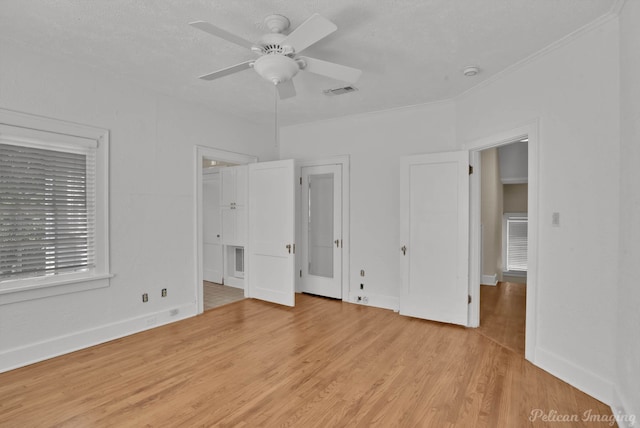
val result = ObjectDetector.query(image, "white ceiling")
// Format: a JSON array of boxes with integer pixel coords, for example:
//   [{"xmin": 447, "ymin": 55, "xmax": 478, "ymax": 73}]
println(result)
[{"xmin": 0, "ymin": 0, "xmax": 617, "ymax": 127}]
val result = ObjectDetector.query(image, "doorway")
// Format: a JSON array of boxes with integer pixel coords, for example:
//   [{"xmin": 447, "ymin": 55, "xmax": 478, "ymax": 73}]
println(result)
[
  {"xmin": 466, "ymin": 121, "xmax": 539, "ymax": 362},
  {"xmin": 195, "ymin": 147, "xmax": 257, "ymax": 314},
  {"xmin": 475, "ymin": 141, "xmax": 528, "ymax": 355}
]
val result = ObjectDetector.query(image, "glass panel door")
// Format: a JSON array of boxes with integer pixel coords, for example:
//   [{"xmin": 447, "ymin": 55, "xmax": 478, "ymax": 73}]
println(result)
[
  {"xmin": 301, "ymin": 164, "xmax": 342, "ymax": 299},
  {"xmin": 308, "ymin": 173, "xmax": 334, "ymax": 278}
]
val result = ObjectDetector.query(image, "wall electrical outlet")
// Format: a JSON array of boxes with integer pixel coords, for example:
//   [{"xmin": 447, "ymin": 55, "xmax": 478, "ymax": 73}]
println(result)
[
  {"xmin": 142, "ymin": 293, "xmax": 148, "ymax": 303},
  {"xmin": 161, "ymin": 288, "xmax": 167, "ymax": 297}
]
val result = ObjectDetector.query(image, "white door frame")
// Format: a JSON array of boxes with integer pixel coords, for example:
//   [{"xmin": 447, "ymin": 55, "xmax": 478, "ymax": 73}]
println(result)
[
  {"xmin": 295, "ymin": 156, "xmax": 350, "ymax": 301},
  {"xmin": 194, "ymin": 146, "xmax": 257, "ymax": 315},
  {"xmin": 463, "ymin": 120, "xmax": 539, "ymax": 362}
]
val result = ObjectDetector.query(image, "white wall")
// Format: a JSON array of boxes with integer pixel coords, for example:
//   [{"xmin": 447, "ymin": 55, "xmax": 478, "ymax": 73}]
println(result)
[
  {"xmin": 281, "ymin": 15, "xmax": 621, "ymax": 405},
  {"xmin": 503, "ymin": 184, "xmax": 528, "ymax": 213},
  {"xmin": 0, "ymin": 42, "xmax": 275, "ymax": 371},
  {"xmin": 498, "ymin": 142, "xmax": 528, "ymax": 183},
  {"xmin": 280, "ymin": 102, "xmax": 457, "ymax": 308},
  {"xmin": 456, "ymin": 18, "xmax": 620, "ymax": 404},
  {"xmin": 480, "ymin": 148, "xmax": 503, "ymax": 281},
  {"xmin": 616, "ymin": 0, "xmax": 640, "ymax": 421}
]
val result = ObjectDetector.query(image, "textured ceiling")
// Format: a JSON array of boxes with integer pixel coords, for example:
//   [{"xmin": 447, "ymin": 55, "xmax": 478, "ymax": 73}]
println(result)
[{"xmin": 0, "ymin": 0, "xmax": 617, "ymax": 126}]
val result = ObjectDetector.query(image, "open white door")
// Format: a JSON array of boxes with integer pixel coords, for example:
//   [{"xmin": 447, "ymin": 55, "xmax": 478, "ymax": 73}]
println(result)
[
  {"xmin": 399, "ymin": 151, "xmax": 469, "ymax": 326},
  {"xmin": 248, "ymin": 159, "xmax": 296, "ymax": 306}
]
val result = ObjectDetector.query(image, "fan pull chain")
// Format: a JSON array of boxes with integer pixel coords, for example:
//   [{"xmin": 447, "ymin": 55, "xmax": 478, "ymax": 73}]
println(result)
[{"xmin": 274, "ymin": 85, "xmax": 279, "ymax": 148}]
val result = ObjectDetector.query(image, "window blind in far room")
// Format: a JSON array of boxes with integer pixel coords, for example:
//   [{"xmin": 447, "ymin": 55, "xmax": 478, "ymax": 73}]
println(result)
[
  {"xmin": 505, "ymin": 215, "xmax": 528, "ymax": 272},
  {"xmin": 0, "ymin": 142, "xmax": 96, "ymax": 281}
]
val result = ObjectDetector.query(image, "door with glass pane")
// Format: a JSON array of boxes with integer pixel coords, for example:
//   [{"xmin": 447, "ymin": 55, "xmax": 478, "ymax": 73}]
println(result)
[{"xmin": 300, "ymin": 165, "xmax": 342, "ymax": 298}]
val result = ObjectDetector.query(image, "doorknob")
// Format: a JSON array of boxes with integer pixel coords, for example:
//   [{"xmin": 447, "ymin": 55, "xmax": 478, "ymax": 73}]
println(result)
[
  {"xmin": 335, "ymin": 239, "xmax": 340, "ymax": 248},
  {"xmin": 401, "ymin": 245, "xmax": 407, "ymax": 255}
]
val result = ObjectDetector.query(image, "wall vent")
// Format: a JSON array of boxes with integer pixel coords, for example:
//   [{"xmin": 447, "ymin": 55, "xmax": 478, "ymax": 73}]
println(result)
[{"xmin": 323, "ymin": 86, "xmax": 358, "ymax": 96}]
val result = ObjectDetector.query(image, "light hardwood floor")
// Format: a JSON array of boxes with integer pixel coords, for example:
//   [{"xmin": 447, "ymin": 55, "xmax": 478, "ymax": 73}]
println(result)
[
  {"xmin": 203, "ymin": 281, "xmax": 245, "ymax": 311},
  {"xmin": 0, "ymin": 294, "xmax": 613, "ymax": 427},
  {"xmin": 477, "ymin": 281, "xmax": 527, "ymax": 355}
]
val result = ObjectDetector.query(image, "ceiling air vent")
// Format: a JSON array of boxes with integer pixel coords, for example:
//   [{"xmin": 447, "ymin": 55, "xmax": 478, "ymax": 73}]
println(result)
[{"xmin": 323, "ymin": 86, "xmax": 358, "ymax": 96}]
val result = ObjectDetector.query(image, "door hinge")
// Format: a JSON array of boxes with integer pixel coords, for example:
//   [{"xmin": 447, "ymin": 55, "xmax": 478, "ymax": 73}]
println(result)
[
  {"xmin": 468, "ymin": 165, "xmax": 474, "ymax": 175},
  {"xmin": 300, "ymin": 177, "xmax": 302, "ymax": 185},
  {"xmin": 300, "ymin": 269, "xmax": 302, "ymax": 278},
  {"xmin": 468, "ymin": 295, "xmax": 472, "ymax": 304}
]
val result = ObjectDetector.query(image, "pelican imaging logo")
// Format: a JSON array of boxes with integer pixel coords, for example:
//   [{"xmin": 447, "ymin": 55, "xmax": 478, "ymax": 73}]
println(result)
[{"xmin": 529, "ymin": 409, "xmax": 636, "ymax": 426}]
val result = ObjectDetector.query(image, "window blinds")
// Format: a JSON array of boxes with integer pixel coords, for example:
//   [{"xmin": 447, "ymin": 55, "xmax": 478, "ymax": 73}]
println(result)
[
  {"xmin": 0, "ymin": 142, "xmax": 96, "ymax": 281},
  {"xmin": 506, "ymin": 216, "xmax": 528, "ymax": 272}
]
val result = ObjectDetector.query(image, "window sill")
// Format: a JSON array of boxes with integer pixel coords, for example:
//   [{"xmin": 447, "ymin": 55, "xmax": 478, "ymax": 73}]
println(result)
[
  {"xmin": 0, "ymin": 273, "xmax": 113, "ymax": 305},
  {"xmin": 503, "ymin": 270, "xmax": 527, "ymax": 278}
]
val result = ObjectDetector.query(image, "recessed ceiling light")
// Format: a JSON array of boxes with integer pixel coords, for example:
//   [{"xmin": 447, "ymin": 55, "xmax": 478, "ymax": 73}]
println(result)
[{"xmin": 463, "ymin": 66, "xmax": 480, "ymax": 77}]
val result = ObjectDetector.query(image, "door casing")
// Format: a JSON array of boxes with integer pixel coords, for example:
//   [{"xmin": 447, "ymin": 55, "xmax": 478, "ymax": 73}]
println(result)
[{"xmin": 463, "ymin": 120, "xmax": 539, "ymax": 362}]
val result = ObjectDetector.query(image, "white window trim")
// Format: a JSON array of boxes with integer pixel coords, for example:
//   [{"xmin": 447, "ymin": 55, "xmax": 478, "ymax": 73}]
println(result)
[
  {"xmin": 502, "ymin": 212, "xmax": 528, "ymax": 276},
  {"xmin": 0, "ymin": 108, "xmax": 111, "ymax": 305}
]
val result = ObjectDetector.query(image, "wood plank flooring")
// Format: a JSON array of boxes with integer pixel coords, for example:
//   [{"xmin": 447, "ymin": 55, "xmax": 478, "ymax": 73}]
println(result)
[
  {"xmin": 477, "ymin": 282, "xmax": 527, "ymax": 355},
  {"xmin": 0, "ymin": 294, "xmax": 613, "ymax": 427},
  {"xmin": 203, "ymin": 281, "xmax": 245, "ymax": 311}
]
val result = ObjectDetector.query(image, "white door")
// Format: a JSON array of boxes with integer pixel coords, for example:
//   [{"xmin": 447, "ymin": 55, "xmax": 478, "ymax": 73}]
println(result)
[
  {"xmin": 248, "ymin": 159, "xmax": 296, "ymax": 306},
  {"xmin": 399, "ymin": 151, "xmax": 469, "ymax": 326},
  {"xmin": 300, "ymin": 165, "xmax": 342, "ymax": 298},
  {"xmin": 203, "ymin": 172, "xmax": 223, "ymax": 283}
]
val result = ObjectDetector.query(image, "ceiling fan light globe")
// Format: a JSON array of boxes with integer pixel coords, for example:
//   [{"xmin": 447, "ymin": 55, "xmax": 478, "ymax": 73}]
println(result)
[{"xmin": 253, "ymin": 55, "xmax": 300, "ymax": 85}]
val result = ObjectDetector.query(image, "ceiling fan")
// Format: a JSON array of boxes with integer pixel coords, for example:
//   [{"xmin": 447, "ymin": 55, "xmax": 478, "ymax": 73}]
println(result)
[{"xmin": 190, "ymin": 13, "xmax": 362, "ymax": 99}]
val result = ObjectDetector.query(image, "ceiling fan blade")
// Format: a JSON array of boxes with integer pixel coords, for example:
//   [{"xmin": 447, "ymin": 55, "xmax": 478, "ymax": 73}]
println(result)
[
  {"xmin": 190, "ymin": 21, "xmax": 255, "ymax": 50},
  {"xmin": 199, "ymin": 60, "xmax": 253, "ymax": 81},
  {"xmin": 298, "ymin": 56, "xmax": 362, "ymax": 83},
  {"xmin": 276, "ymin": 80, "xmax": 296, "ymax": 99},
  {"xmin": 281, "ymin": 14, "xmax": 337, "ymax": 54}
]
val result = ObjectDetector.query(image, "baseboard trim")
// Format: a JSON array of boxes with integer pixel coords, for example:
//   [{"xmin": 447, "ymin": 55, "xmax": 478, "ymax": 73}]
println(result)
[
  {"xmin": 224, "ymin": 276, "xmax": 244, "ymax": 289},
  {"xmin": 347, "ymin": 292, "xmax": 399, "ymax": 311},
  {"xmin": 611, "ymin": 387, "xmax": 639, "ymax": 428},
  {"xmin": 534, "ymin": 346, "xmax": 614, "ymax": 406},
  {"xmin": 0, "ymin": 302, "xmax": 197, "ymax": 374},
  {"xmin": 481, "ymin": 274, "xmax": 498, "ymax": 286}
]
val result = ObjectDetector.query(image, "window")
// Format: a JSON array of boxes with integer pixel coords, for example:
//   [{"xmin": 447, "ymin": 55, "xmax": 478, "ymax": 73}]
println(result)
[
  {"xmin": 503, "ymin": 213, "xmax": 528, "ymax": 273},
  {"xmin": 0, "ymin": 109, "xmax": 109, "ymax": 301}
]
